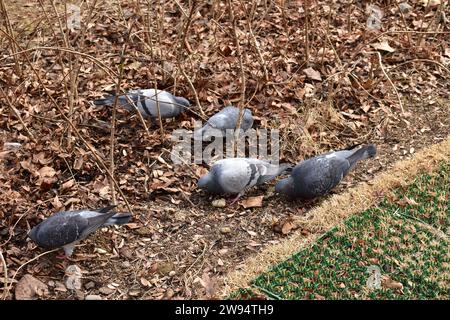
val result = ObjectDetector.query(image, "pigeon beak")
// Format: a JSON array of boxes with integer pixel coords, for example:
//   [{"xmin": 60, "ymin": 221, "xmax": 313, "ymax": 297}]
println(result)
[{"xmin": 197, "ymin": 175, "xmax": 209, "ymax": 189}]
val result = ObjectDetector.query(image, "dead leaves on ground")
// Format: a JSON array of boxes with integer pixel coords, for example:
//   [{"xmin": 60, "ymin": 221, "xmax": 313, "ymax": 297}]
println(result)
[
  {"xmin": 272, "ymin": 215, "xmax": 300, "ymax": 235},
  {"xmin": 15, "ymin": 274, "xmax": 49, "ymax": 300},
  {"xmin": 240, "ymin": 195, "xmax": 264, "ymax": 209}
]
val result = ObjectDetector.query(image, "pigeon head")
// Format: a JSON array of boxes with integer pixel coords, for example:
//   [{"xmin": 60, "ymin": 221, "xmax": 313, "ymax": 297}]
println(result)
[
  {"xmin": 28, "ymin": 224, "xmax": 40, "ymax": 244},
  {"xmin": 198, "ymin": 171, "xmax": 224, "ymax": 194},
  {"xmin": 197, "ymin": 174, "xmax": 210, "ymax": 189},
  {"xmin": 275, "ymin": 177, "xmax": 295, "ymax": 197},
  {"xmin": 242, "ymin": 109, "xmax": 253, "ymax": 127},
  {"xmin": 173, "ymin": 96, "xmax": 190, "ymax": 114},
  {"xmin": 366, "ymin": 144, "xmax": 377, "ymax": 158}
]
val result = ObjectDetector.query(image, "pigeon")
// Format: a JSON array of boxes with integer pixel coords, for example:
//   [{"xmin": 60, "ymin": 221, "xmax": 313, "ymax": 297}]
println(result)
[
  {"xmin": 93, "ymin": 88, "xmax": 190, "ymax": 119},
  {"xmin": 275, "ymin": 144, "xmax": 377, "ymax": 199},
  {"xmin": 198, "ymin": 158, "xmax": 292, "ymax": 203},
  {"xmin": 28, "ymin": 206, "xmax": 132, "ymax": 257},
  {"xmin": 194, "ymin": 106, "xmax": 254, "ymax": 141}
]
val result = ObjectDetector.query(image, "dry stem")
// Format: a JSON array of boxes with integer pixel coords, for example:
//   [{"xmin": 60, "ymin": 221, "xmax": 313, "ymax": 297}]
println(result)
[
  {"xmin": 374, "ymin": 51, "xmax": 405, "ymax": 114},
  {"xmin": 227, "ymin": 0, "xmax": 247, "ymax": 154},
  {"xmin": 0, "ymin": 249, "xmax": 9, "ymax": 300}
]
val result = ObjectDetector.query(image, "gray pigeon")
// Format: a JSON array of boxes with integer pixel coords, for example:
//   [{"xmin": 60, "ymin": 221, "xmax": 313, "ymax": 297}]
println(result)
[
  {"xmin": 198, "ymin": 158, "xmax": 291, "ymax": 203},
  {"xmin": 194, "ymin": 106, "xmax": 254, "ymax": 141},
  {"xmin": 93, "ymin": 88, "xmax": 189, "ymax": 119},
  {"xmin": 28, "ymin": 206, "xmax": 132, "ymax": 257},
  {"xmin": 275, "ymin": 144, "xmax": 377, "ymax": 199}
]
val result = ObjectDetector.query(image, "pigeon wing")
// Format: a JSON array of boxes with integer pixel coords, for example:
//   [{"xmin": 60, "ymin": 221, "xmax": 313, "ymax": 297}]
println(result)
[
  {"xmin": 32, "ymin": 212, "xmax": 90, "ymax": 249},
  {"xmin": 252, "ymin": 161, "xmax": 286, "ymax": 185},
  {"xmin": 215, "ymin": 159, "xmax": 252, "ymax": 194},
  {"xmin": 75, "ymin": 210, "xmax": 117, "ymax": 239},
  {"xmin": 294, "ymin": 156, "xmax": 350, "ymax": 197},
  {"xmin": 207, "ymin": 112, "xmax": 237, "ymax": 130}
]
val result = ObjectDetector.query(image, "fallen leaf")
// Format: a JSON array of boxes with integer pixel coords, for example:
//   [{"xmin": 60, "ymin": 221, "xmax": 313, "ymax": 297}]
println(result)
[
  {"xmin": 420, "ymin": 0, "xmax": 441, "ymax": 7},
  {"xmin": 15, "ymin": 274, "xmax": 49, "ymax": 300},
  {"xmin": 158, "ymin": 262, "xmax": 174, "ymax": 276},
  {"xmin": 198, "ymin": 272, "xmax": 217, "ymax": 299},
  {"xmin": 52, "ymin": 195, "xmax": 63, "ymax": 209},
  {"xmin": 37, "ymin": 166, "xmax": 56, "ymax": 178},
  {"xmin": 98, "ymin": 286, "xmax": 115, "ymax": 295},
  {"xmin": 372, "ymin": 41, "xmax": 395, "ymax": 53},
  {"xmin": 303, "ymin": 67, "xmax": 322, "ymax": 81},
  {"xmin": 281, "ymin": 221, "xmax": 295, "ymax": 235},
  {"xmin": 127, "ymin": 61, "xmax": 142, "ymax": 70},
  {"xmin": 240, "ymin": 195, "xmax": 264, "ymax": 208},
  {"xmin": 382, "ymin": 277, "xmax": 404, "ymax": 290},
  {"xmin": 273, "ymin": 216, "xmax": 297, "ymax": 235},
  {"xmin": 399, "ymin": 196, "xmax": 419, "ymax": 207},
  {"xmin": 444, "ymin": 47, "xmax": 450, "ymax": 58},
  {"xmin": 140, "ymin": 277, "xmax": 150, "ymax": 287},
  {"xmin": 404, "ymin": 196, "xmax": 418, "ymax": 205},
  {"xmin": 73, "ymin": 156, "xmax": 84, "ymax": 170},
  {"xmin": 61, "ymin": 179, "xmax": 75, "ymax": 191}
]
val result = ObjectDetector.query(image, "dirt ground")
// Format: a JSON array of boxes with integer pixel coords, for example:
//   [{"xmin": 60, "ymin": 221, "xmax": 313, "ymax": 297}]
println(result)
[{"xmin": 0, "ymin": 0, "xmax": 449, "ymax": 299}]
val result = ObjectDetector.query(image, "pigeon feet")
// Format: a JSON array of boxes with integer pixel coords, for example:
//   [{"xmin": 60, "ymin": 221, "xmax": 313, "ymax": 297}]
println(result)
[
  {"xmin": 229, "ymin": 194, "xmax": 241, "ymax": 205},
  {"xmin": 55, "ymin": 252, "xmax": 67, "ymax": 260},
  {"xmin": 55, "ymin": 251, "xmax": 75, "ymax": 262}
]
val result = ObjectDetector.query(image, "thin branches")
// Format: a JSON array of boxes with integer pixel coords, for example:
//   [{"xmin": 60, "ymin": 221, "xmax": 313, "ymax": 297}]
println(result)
[
  {"xmin": 6, "ymin": 36, "xmax": 134, "ymax": 214},
  {"xmin": 227, "ymin": 0, "xmax": 246, "ymax": 154},
  {"xmin": 0, "ymin": 249, "xmax": 9, "ymax": 300},
  {"xmin": 109, "ymin": 50, "xmax": 126, "ymax": 205},
  {"xmin": 0, "ymin": 87, "xmax": 37, "ymax": 143},
  {"xmin": 50, "ymin": 0, "xmax": 78, "ymax": 150},
  {"xmin": 182, "ymin": 1, "xmax": 197, "ymax": 54},
  {"xmin": 304, "ymin": 0, "xmax": 310, "ymax": 63},
  {"xmin": 175, "ymin": 0, "xmax": 205, "ymax": 117},
  {"xmin": 109, "ymin": 17, "xmax": 133, "ymax": 205},
  {"xmin": 146, "ymin": 0, "xmax": 165, "ymax": 142},
  {"xmin": 178, "ymin": 65, "xmax": 205, "ymax": 118},
  {"xmin": 0, "ymin": 0, "xmax": 21, "ymax": 78},
  {"xmin": 239, "ymin": 0, "xmax": 269, "ymax": 82},
  {"xmin": 374, "ymin": 51, "xmax": 405, "ymax": 114},
  {"xmin": 0, "ymin": 45, "xmax": 118, "ymax": 77},
  {"xmin": 8, "ymin": 249, "xmax": 59, "ymax": 293}
]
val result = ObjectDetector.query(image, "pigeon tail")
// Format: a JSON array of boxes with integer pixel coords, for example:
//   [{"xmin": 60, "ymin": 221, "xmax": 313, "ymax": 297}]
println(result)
[
  {"xmin": 346, "ymin": 144, "xmax": 376, "ymax": 168},
  {"xmin": 98, "ymin": 205, "xmax": 118, "ymax": 213},
  {"xmin": 93, "ymin": 95, "xmax": 115, "ymax": 106},
  {"xmin": 93, "ymin": 95, "xmax": 134, "ymax": 110},
  {"xmin": 343, "ymin": 142, "xmax": 363, "ymax": 151},
  {"xmin": 104, "ymin": 212, "xmax": 132, "ymax": 226},
  {"xmin": 172, "ymin": 96, "xmax": 190, "ymax": 109}
]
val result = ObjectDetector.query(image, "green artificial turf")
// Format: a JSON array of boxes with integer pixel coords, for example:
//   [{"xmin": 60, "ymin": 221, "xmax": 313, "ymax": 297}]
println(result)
[{"xmin": 232, "ymin": 162, "xmax": 449, "ymax": 300}]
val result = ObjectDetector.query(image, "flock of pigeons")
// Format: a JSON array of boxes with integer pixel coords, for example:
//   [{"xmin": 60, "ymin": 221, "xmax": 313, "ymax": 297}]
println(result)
[{"xmin": 28, "ymin": 88, "xmax": 377, "ymax": 257}]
